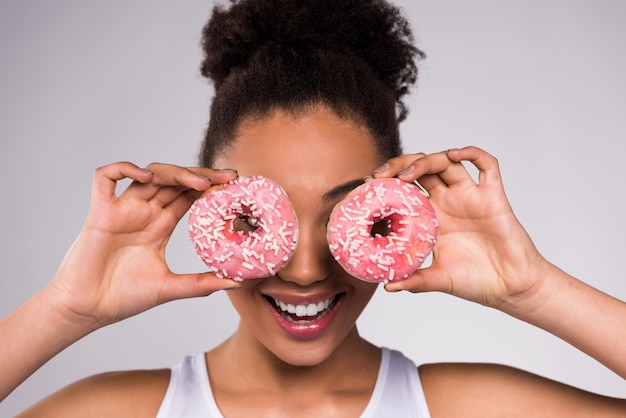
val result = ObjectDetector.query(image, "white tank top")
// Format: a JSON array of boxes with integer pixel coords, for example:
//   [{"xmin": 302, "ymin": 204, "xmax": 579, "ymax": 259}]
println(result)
[{"xmin": 156, "ymin": 347, "xmax": 431, "ymax": 417}]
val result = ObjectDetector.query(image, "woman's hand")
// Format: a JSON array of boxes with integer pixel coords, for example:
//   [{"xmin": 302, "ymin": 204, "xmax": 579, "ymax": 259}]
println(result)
[
  {"xmin": 376, "ymin": 146, "xmax": 626, "ymax": 378},
  {"xmin": 48, "ymin": 162, "xmax": 241, "ymax": 330},
  {"xmin": 0, "ymin": 161, "xmax": 243, "ymax": 401},
  {"xmin": 376, "ymin": 146, "xmax": 548, "ymax": 309}
]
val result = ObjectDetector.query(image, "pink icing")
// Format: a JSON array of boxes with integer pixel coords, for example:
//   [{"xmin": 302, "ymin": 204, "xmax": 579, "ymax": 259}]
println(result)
[
  {"xmin": 327, "ymin": 178, "xmax": 438, "ymax": 282},
  {"xmin": 188, "ymin": 176, "xmax": 298, "ymax": 280}
]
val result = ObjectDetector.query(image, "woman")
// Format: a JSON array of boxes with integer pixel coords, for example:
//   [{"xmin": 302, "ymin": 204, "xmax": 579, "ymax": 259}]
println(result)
[{"xmin": 3, "ymin": 0, "xmax": 625, "ymax": 416}]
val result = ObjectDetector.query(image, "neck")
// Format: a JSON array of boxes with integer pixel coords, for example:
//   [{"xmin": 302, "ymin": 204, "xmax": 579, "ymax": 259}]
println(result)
[{"xmin": 207, "ymin": 323, "xmax": 381, "ymax": 394}]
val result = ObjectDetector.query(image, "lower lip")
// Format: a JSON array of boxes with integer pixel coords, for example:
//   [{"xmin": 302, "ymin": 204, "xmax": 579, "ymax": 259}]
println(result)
[{"xmin": 266, "ymin": 296, "xmax": 343, "ymax": 340}]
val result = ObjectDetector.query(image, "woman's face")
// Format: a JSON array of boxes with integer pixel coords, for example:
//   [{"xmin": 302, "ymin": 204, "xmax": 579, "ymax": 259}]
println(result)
[{"xmin": 213, "ymin": 106, "xmax": 385, "ymax": 366}]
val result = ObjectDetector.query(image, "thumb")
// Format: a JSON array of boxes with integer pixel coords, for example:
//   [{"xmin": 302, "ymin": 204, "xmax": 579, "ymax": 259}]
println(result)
[
  {"xmin": 158, "ymin": 272, "xmax": 242, "ymax": 303},
  {"xmin": 384, "ymin": 265, "xmax": 452, "ymax": 294}
]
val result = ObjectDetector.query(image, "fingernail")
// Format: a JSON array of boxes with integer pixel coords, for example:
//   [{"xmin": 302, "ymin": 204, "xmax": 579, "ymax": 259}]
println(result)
[
  {"xmin": 141, "ymin": 168, "xmax": 154, "ymax": 175},
  {"xmin": 219, "ymin": 168, "xmax": 238, "ymax": 174},
  {"xmin": 373, "ymin": 163, "xmax": 389, "ymax": 174},
  {"xmin": 196, "ymin": 173, "xmax": 212, "ymax": 182},
  {"xmin": 398, "ymin": 165, "xmax": 415, "ymax": 176},
  {"xmin": 383, "ymin": 283, "xmax": 401, "ymax": 292}
]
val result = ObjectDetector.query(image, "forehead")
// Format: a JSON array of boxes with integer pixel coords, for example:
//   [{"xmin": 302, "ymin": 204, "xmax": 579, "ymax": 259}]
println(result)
[{"xmin": 214, "ymin": 107, "xmax": 384, "ymax": 200}]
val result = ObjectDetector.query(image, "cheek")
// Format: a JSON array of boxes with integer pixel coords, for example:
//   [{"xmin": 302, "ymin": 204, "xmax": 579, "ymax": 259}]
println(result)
[
  {"xmin": 336, "ymin": 267, "xmax": 379, "ymax": 308},
  {"xmin": 353, "ymin": 280, "xmax": 379, "ymax": 306},
  {"xmin": 225, "ymin": 283, "xmax": 262, "ymax": 317}
]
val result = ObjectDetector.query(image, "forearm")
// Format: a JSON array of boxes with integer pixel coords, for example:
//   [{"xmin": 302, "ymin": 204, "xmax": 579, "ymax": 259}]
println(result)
[
  {"xmin": 503, "ymin": 262, "xmax": 626, "ymax": 379},
  {"xmin": 0, "ymin": 284, "xmax": 98, "ymax": 401}
]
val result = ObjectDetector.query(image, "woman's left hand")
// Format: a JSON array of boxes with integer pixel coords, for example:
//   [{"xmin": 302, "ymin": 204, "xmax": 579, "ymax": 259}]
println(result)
[{"xmin": 376, "ymin": 146, "xmax": 548, "ymax": 309}]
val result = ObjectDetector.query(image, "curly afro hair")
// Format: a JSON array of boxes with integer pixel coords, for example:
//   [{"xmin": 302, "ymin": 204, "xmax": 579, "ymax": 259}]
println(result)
[{"xmin": 199, "ymin": 0, "xmax": 425, "ymax": 165}]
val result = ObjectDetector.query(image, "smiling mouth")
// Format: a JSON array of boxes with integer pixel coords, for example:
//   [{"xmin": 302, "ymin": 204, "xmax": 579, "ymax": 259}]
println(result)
[{"xmin": 264, "ymin": 293, "xmax": 344, "ymax": 323}]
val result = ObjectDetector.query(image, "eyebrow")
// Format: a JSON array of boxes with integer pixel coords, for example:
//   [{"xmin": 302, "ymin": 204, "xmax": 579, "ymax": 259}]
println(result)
[{"xmin": 322, "ymin": 178, "xmax": 366, "ymax": 203}]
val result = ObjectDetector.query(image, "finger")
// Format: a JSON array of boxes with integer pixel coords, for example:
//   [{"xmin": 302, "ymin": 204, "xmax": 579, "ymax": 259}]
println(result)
[
  {"xmin": 147, "ymin": 163, "xmax": 214, "ymax": 193},
  {"xmin": 371, "ymin": 153, "xmax": 426, "ymax": 178},
  {"xmin": 371, "ymin": 152, "xmax": 475, "ymax": 192},
  {"xmin": 415, "ymin": 173, "xmax": 447, "ymax": 194},
  {"xmin": 397, "ymin": 151, "xmax": 476, "ymax": 188},
  {"xmin": 122, "ymin": 163, "xmax": 213, "ymax": 202},
  {"xmin": 153, "ymin": 167, "xmax": 239, "ymax": 210},
  {"xmin": 372, "ymin": 154, "xmax": 450, "ymax": 191},
  {"xmin": 150, "ymin": 183, "xmax": 207, "ymax": 209},
  {"xmin": 383, "ymin": 265, "xmax": 452, "ymax": 294},
  {"xmin": 157, "ymin": 272, "xmax": 242, "ymax": 303},
  {"xmin": 447, "ymin": 146, "xmax": 503, "ymax": 187},
  {"xmin": 192, "ymin": 167, "xmax": 239, "ymax": 185},
  {"xmin": 92, "ymin": 162, "xmax": 154, "ymax": 202}
]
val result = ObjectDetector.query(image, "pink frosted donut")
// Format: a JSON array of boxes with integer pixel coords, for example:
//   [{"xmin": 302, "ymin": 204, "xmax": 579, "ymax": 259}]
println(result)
[
  {"xmin": 327, "ymin": 178, "xmax": 438, "ymax": 283},
  {"xmin": 188, "ymin": 176, "xmax": 298, "ymax": 280}
]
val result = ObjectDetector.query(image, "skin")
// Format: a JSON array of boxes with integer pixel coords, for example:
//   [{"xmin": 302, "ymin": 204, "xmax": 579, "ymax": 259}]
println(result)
[
  {"xmin": 206, "ymin": 108, "xmax": 384, "ymax": 417},
  {"xmin": 9, "ymin": 105, "xmax": 626, "ymax": 416},
  {"xmin": 382, "ymin": 148, "xmax": 626, "ymax": 378}
]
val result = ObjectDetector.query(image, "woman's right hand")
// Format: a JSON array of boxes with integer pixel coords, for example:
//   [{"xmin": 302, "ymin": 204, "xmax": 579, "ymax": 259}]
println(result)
[{"xmin": 47, "ymin": 161, "xmax": 241, "ymax": 331}]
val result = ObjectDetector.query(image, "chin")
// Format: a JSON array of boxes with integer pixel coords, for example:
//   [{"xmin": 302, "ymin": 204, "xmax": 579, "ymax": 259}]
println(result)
[{"xmin": 270, "ymin": 339, "xmax": 340, "ymax": 367}]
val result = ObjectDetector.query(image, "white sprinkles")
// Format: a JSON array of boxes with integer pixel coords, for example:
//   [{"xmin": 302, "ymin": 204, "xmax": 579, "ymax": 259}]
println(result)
[
  {"xmin": 327, "ymin": 178, "xmax": 438, "ymax": 282},
  {"xmin": 188, "ymin": 176, "xmax": 298, "ymax": 280},
  {"xmin": 189, "ymin": 176, "xmax": 438, "ymax": 284}
]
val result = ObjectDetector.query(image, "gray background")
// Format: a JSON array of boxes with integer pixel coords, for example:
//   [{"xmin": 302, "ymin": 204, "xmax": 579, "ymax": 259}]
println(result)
[{"xmin": 1, "ymin": 0, "xmax": 625, "ymax": 415}]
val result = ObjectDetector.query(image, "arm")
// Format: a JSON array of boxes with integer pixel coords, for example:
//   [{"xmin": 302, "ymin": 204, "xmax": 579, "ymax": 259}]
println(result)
[
  {"xmin": 15, "ymin": 369, "xmax": 170, "ymax": 418},
  {"xmin": 0, "ymin": 162, "xmax": 241, "ymax": 402},
  {"xmin": 420, "ymin": 362, "xmax": 626, "ymax": 417},
  {"xmin": 376, "ymin": 146, "xmax": 626, "ymax": 378},
  {"xmin": 504, "ymin": 261, "xmax": 626, "ymax": 380}
]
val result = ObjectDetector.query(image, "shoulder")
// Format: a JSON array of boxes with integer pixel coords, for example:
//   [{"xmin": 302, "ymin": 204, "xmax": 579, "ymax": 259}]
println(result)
[
  {"xmin": 418, "ymin": 363, "xmax": 626, "ymax": 417},
  {"xmin": 17, "ymin": 368, "xmax": 171, "ymax": 418}
]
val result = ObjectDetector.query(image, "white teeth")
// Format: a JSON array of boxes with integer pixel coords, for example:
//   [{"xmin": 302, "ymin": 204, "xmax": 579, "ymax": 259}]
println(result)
[
  {"xmin": 296, "ymin": 305, "xmax": 307, "ymax": 317},
  {"xmin": 306, "ymin": 304, "xmax": 317, "ymax": 316},
  {"xmin": 273, "ymin": 296, "xmax": 335, "ymax": 318}
]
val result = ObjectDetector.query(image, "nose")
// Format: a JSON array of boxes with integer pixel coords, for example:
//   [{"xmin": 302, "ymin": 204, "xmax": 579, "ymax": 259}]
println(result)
[{"xmin": 277, "ymin": 221, "xmax": 331, "ymax": 286}]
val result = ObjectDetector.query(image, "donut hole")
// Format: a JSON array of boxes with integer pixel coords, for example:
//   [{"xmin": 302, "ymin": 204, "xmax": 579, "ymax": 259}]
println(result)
[
  {"xmin": 233, "ymin": 215, "xmax": 259, "ymax": 233},
  {"xmin": 370, "ymin": 218, "xmax": 391, "ymax": 237}
]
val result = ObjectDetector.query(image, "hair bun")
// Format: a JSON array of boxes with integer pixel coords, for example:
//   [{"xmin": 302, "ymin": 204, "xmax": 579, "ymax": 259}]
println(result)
[{"xmin": 201, "ymin": 0, "xmax": 423, "ymax": 100}]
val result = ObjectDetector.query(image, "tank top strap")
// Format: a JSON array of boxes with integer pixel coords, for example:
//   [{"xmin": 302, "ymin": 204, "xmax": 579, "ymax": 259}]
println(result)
[
  {"xmin": 360, "ymin": 347, "xmax": 431, "ymax": 418},
  {"xmin": 156, "ymin": 353, "xmax": 223, "ymax": 418}
]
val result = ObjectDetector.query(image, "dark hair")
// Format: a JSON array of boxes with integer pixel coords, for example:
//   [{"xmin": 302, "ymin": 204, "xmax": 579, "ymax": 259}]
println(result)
[{"xmin": 199, "ymin": 0, "xmax": 424, "ymax": 166}]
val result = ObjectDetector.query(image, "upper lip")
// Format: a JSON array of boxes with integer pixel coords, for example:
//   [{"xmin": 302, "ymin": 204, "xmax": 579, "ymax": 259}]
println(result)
[{"xmin": 261, "ymin": 290, "xmax": 344, "ymax": 306}]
